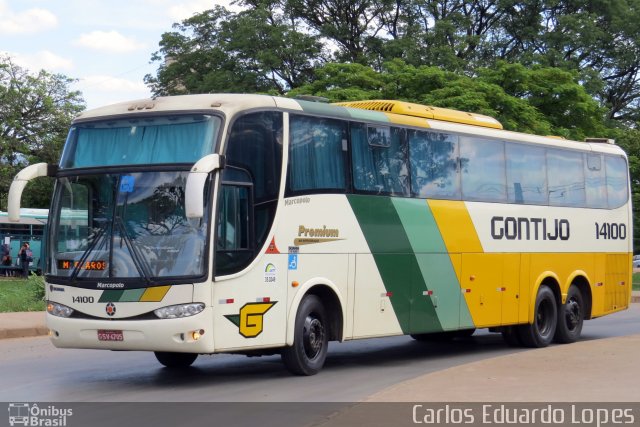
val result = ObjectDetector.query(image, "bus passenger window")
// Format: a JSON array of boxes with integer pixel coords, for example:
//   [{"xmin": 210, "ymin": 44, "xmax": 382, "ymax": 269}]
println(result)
[
  {"xmin": 585, "ymin": 153, "xmax": 607, "ymax": 208},
  {"xmin": 547, "ymin": 149, "xmax": 586, "ymax": 207},
  {"xmin": 506, "ymin": 143, "xmax": 547, "ymax": 205},
  {"xmin": 287, "ymin": 116, "xmax": 347, "ymax": 193},
  {"xmin": 605, "ymin": 156, "xmax": 628, "ymax": 208},
  {"xmin": 460, "ymin": 137, "xmax": 507, "ymax": 202},
  {"xmin": 409, "ymin": 130, "xmax": 460, "ymax": 199},
  {"xmin": 351, "ymin": 124, "xmax": 409, "ymax": 196}
]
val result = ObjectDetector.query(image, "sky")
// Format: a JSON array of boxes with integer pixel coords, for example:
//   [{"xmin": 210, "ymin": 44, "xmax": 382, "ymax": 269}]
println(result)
[{"xmin": 1, "ymin": 0, "xmax": 234, "ymax": 110}]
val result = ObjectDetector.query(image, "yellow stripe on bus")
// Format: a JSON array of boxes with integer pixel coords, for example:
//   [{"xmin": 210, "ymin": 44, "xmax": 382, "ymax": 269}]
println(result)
[
  {"xmin": 383, "ymin": 112, "xmax": 431, "ymax": 128},
  {"xmin": 428, "ymin": 200, "xmax": 483, "ymax": 254},
  {"xmin": 140, "ymin": 286, "xmax": 171, "ymax": 302}
]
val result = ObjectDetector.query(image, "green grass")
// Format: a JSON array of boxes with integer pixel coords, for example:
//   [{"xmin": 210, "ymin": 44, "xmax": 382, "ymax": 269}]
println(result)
[
  {"xmin": 0, "ymin": 274, "xmax": 46, "ymax": 312},
  {"xmin": 633, "ymin": 272, "xmax": 640, "ymax": 291}
]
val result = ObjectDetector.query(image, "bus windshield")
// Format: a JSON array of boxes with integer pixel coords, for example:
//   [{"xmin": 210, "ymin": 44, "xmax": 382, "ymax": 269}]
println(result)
[
  {"xmin": 60, "ymin": 115, "xmax": 220, "ymax": 168},
  {"xmin": 47, "ymin": 171, "xmax": 210, "ymax": 282}
]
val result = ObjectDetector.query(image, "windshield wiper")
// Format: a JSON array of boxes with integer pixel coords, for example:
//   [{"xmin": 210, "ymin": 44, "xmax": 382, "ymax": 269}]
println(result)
[
  {"xmin": 114, "ymin": 216, "xmax": 153, "ymax": 286},
  {"xmin": 70, "ymin": 221, "xmax": 109, "ymax": 283}
]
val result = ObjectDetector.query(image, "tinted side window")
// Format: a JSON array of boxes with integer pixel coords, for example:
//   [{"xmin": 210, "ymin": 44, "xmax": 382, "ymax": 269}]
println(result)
[
  {"xmin": 288, "ymin": 115, "xmax": 347, "ymax": 193},
  {"xmin": 409, "ymin": 130, "xmax": 460, "ymax": 199},
  {"xmin": 506, "ymin": 144, "xmax": 547, "ymax": 205},
  {"xmin": 351, "ymin": 124, "xmax": 409, "ymax": 196},
  {"xmin": 547, "ymin": 149, "xmax": 585, "ymax": 207},
  {"xmin": 585, "ymin": 153, "xmax": 607, "ymax": 208},
  {"xmin": 226, "ymin": 112, "xmax": 283, "ymax": 204},
  {"xmin": 606, "ymin": 156, "xmax": 628, "ymax": 208},
  {"xmin": 460, "ymin": 137, "xmax": 506, "ymax": 202},
  {"xmin": 218, "ymin": 112, "xmax": 283, "ymax": 276}
]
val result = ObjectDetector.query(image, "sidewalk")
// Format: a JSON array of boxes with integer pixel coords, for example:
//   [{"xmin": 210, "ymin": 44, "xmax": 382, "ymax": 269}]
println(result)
[
  {"xmin": 0, "ymin": 311, "xmax": 47, "ymax": 339},
  {"xmin": 366, "ymin": 333, "xmax": 640, "ymax": 402}
]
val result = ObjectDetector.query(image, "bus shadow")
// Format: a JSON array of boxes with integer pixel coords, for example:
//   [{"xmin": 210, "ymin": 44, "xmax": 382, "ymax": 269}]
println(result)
[{"xmin": 141, "ymin": 332, "xmax": 526, "ymax": 388}]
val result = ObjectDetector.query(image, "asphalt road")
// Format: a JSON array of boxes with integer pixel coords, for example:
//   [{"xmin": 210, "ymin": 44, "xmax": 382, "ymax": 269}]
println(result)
[{"xmin": 0, "ymin": 305, "xmax": 638, "ymax": 403}]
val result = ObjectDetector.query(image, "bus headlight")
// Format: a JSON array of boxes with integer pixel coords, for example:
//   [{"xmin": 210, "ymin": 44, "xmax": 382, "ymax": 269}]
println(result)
[
  {"xmin": 47, "ymin": 301, "xmax": 74, "ymax": 318},
  {"xmin": 154, "ymin": 303, "xmax": 205, "ymax": 319}
]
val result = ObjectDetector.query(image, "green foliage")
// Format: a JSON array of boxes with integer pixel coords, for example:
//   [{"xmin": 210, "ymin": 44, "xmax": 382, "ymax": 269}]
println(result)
[
  {"xmin": 476, "ymin": 62, "xmax": 606, "ymax": 140},
  {"xmin": 28, "ymin": 273, "xmax": 45, "ymax": 303},
  {"xmin": 291, "ymin": 59, "xmax": 605, "ymax": 139},
  {"xmin": 0, "ymin": 55, "xmax": 85, "ymax": 210},
  {"xmin": 0, "ymin": 275, "xmax": 46, "ymax": 313},
  {"xmin": 145, "ymin": 5, "xmax": 324, "ymax": 96}
]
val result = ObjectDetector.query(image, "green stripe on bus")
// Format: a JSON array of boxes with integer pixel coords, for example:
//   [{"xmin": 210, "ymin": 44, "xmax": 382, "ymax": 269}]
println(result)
[
  {"xmin": 343, "ymin": 108, "xmax": 390, "ymax": 123},
  {"xmin": 98, "ymin": 290, "xmax": 125, "ymax": 303},
  {"xmin": 347, "ymin": 195, "xmax": 443, "ymax": 334},
  {"xmin": 120, "ymin": 288, "xmax": 146, "ymax": 302},
  {"xmin": 296, "ymin": 100, "xmax": 352, "ymax": 119},
  {"xmin": 391, "ymin": 199, "xmax": 475, "ymax": 330}
]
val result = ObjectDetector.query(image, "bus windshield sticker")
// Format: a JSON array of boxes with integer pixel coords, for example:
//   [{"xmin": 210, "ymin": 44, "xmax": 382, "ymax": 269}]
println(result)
[{"xmin": 119, "ymin": 175, "xmax": 135, "ymax": 193}]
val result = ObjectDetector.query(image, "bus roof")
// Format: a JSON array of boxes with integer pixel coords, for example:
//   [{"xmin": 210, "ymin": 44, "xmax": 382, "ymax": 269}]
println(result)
[{"xmin": 73, "ymin": 94, "xmax": 625, "ymax": 157}]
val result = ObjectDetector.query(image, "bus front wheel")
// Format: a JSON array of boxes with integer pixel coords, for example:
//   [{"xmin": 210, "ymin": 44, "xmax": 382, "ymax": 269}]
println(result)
[
  {"xmin": 281, "ymin": 295, "xmax": 328, "ymax": 376},
  {"xmin": 517, "ymin": 285, "xmax": 557, "ymax": 348},
  {"xmin": 154, "ymin": 351, "xmax": 198, "ymax": 368},
  {"xmin": 554, "ymin": 285, "xmax": 584, "ymax": 344}
]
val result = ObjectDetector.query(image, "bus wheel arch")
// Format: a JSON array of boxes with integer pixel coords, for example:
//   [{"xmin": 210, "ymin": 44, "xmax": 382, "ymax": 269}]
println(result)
[{"xmin": 285, "ymin": 281, "xmax": 345, "ymax": 346}]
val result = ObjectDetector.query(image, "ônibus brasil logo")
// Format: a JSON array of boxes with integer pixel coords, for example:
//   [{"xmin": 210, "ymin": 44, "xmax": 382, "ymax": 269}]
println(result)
[{"xmin": 7, "ymin": 403, "xmax": 73, "ymax": 426}]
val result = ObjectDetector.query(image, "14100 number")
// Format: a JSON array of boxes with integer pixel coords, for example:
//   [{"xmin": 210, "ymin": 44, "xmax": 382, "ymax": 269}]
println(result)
[{"xmin": 595, "ymin": 222, "xmax": 626, "ymax": 240}]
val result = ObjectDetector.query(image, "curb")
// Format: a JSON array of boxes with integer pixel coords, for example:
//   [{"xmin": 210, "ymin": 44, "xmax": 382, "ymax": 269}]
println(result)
[
  {"xmin": 0, "ymin": 311, "xmax": 47, "ymax": 340},
  {"xmin": 0, "ymin": 326, "xmax": 49, "ymax": 340}
]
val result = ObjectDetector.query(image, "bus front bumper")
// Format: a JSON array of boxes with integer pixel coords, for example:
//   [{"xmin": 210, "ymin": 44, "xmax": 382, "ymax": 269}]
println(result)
[{"xmin": 46, "ymin": 307, "xmax": 215, "ymax": 353}]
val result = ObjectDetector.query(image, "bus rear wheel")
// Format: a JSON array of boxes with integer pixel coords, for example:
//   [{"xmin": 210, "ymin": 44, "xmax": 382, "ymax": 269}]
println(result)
[
  {"xmin": 154, "ymin": 351, "xmax": 198, "ymax": 368},
  {"xmin": 517, "ymin": 285, "xmax": 557, "ymax": 348},
  {"xmin": 554, "ymin": 285, "xmax": 584, "ymax": 344},
  {"xmin": 281, "ymin": 295, "xmax": 328, "ymax": 376}
]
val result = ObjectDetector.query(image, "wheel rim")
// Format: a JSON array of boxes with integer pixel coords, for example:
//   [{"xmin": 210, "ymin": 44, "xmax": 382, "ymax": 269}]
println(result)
[
  {"xmin": 536, "ymin": 298, "xmax": 554, "ymax": 337},
  {"xmin": 564, "ymin": 297, "xmax": 582, "ymax": 332},
  {"xmin": 302, "ymin": 314, "xmax": 325, "ymax": 360}
]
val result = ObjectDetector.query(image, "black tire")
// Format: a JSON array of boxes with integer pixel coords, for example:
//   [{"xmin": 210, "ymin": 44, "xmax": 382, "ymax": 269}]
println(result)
[
  {"xmin": 281, "ymin": 295, "xmax": 328, "ymax": 376},
  {"xmin": 517, "ymin": 285, "xmax": 558, "ymax": 348},
  {"xmin": 501, "ymin": 326, "xmax": 523, "ymax": 347},
  {"xmin": 154, "ymin": 351, "xmax": 198, "ymax": 368},
  {"xmin": 554, "ymin": 285, "xmax": 584, "ymax": 344},
  {"xmin": 411, "ymin": 329, "xmax": 475, "ymax": 342}
]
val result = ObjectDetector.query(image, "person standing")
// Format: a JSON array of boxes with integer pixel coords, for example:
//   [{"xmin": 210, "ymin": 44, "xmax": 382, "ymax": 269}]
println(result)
[
  {"xmin": 1, "ymin": 242, "xmax": 10, "ymax": 266},
  {"xmin": 18, "ymin": 242, "xmax": 31, "ymax": 278}
]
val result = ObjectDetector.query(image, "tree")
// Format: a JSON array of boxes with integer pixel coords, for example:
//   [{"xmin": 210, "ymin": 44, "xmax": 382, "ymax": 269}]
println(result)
[
  {"xmin": 290, "ymin": 59, "xmax": 606, "ymax": 139},
  {"xmin": 145, "ymin": 5, "xmax": 325, "ymax": 96},
  {"xmin": 0, "ymin": 55, "xmax": 85, "ymax": 210}
]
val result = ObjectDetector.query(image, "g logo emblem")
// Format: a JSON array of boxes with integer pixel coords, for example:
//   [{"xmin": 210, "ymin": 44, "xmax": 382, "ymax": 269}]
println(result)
[{"xmin": 225, "ymin": 302, "xmax": 276, "ymax": 338}]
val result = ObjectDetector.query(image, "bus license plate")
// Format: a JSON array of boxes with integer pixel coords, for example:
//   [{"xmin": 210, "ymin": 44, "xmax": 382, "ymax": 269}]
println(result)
[{"xmin": 98, "ymin": 330, "xmax": 124, "ymax": 341}]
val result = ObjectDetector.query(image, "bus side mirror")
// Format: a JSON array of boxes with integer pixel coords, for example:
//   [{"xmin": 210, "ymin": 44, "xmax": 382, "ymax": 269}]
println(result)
[
  {"xmin": 185, "ymin": 154, "xmax": 225, "ymax": 219},
  {"xmin": 8, "ymin": 163, "xmax": 57, "ymax": 222}
]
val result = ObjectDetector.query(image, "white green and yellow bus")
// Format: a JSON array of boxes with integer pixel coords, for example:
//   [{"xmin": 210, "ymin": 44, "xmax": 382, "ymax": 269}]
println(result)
[{"xmin": 8, "ymin": 94, "xmax": 632, "ymax": 375}]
